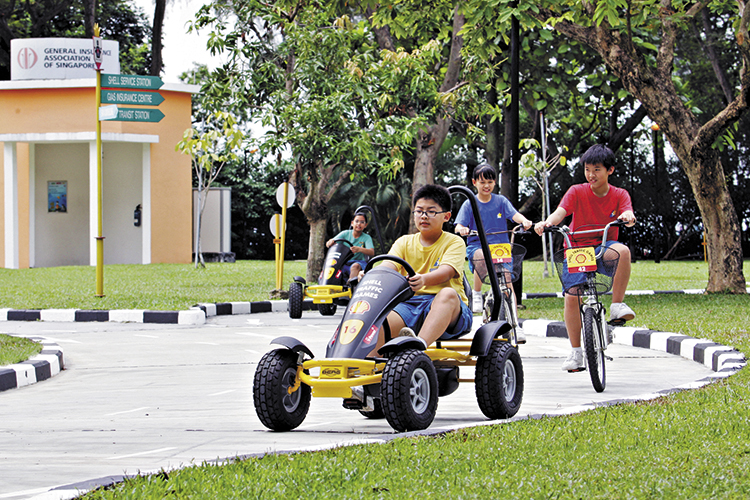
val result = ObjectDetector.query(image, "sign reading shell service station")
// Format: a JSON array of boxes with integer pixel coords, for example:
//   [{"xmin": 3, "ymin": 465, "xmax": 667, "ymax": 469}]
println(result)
[{"xmin": 10, "ymin": 38, "xmax": 120, "ymax": 80}]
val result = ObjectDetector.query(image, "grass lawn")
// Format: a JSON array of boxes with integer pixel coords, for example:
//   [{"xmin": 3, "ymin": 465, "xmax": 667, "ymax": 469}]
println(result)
[
  {"xmin": 1, "ymin": 260, "xmax": 748, "ymax": 498},
  {"xmin": 0, "ymin": 335, "xmax": 41, "ymax": 366}
]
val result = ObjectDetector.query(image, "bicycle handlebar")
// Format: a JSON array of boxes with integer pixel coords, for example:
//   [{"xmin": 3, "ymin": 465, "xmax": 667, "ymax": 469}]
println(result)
[
  {"xmin": 467, "ymin": 225, "xmax": 530, "ymax": 237},
  {"xmin": 542, "ymin": 219, "xmax": 627, "ymax": 257}
]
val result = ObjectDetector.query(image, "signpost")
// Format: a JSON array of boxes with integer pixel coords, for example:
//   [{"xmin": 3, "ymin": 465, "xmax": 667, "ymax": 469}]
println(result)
[{"xmin": 94, "ymin": 33, "xmax": 167, "ymax": 296}]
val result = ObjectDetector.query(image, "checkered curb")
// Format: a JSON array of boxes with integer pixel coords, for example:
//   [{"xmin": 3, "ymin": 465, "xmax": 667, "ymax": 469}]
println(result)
[
  {"xmin": 519, "ymin": 318, "xmax": 747, "ymax": 376},
  {"xmin": 521, "ymin": 288, "xmax": 750, "ymax": 299},
  {"xmin": 0, "ymin": 337, "xmax": 64, "ymax": 392}
]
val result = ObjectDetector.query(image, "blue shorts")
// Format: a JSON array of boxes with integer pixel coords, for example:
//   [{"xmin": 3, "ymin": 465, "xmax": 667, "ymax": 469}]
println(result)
[
  {"xmin": 392, "ymin": 294, "xmax": 473, "ymax": 340},
  {"xmin": 342, "ymin": 260, "xmax": 367, "ymax": 275},
  {"xmin": 561, "ymin": 241, "xmax": 618, "ymax": 294}
]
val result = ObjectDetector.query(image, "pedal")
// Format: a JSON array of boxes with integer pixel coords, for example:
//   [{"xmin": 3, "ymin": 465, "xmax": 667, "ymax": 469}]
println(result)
[
  {"xmin": 567, "ymin": 367, "xmax": 586, "ymax": 373},
  {"xmin": 608, "ymin": 318, "xmax": 626, "ymax": 327},
  {"xmin": 605, "ymin": 355, "xmax": 613, "ymax": 361},
  {"xmin": 342, "ymin": 398, "xmax": 365, "ymax": 410}
]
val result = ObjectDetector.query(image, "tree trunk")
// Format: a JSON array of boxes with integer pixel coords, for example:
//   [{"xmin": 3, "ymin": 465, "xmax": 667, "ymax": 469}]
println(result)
[
  {"xmin": 306, "ymin": 218, "xmax": 328, "ymax": 283},
  {"xmin": 150, "ymin": 0, "xmax": 166, "ymax": 76},
  {"xmin": 83, "ymin": 0, "xmax": 96, "ymax": 38},
  {"xmin": 539, "ymin": 8, "xmax": 748, "ymax": 294}
]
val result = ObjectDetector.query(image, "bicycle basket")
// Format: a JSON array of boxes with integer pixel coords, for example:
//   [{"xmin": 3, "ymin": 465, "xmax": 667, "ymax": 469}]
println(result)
[
  {"xmin": 553, "ymin": 246, "xmax": 620, "ymax": 296},
  {"xmin": 472, "ymin": 243, "xmax": 526, "ymax": 284}
]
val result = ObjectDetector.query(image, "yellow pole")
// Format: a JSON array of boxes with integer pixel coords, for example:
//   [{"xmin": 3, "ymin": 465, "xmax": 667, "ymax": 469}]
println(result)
[
  {"xmin": 279, "ymin": 182, "xmax": 289, "ymax": 290},
  {"xmin": 94, "ymin": 28, "xmax": 105, "ymax": 297},
  {"xmin": 275, "ymin": 214, "xmax": 281, "ymax": 290}
]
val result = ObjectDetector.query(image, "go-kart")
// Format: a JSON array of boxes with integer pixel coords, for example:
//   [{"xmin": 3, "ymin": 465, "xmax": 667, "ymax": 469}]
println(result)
[
  {"xmin": 288, "ymin": 205, "xmax": 384, "ymax": 318},
  {"xmin": 255, "ymin": 186, "xmax": 524, "ymax": 432}
]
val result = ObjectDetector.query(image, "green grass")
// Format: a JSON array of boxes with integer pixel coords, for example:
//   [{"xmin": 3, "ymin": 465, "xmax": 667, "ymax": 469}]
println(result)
[
  {"xmin": 0, "ymin": 334, "xmax": 41, "ymax": 366},
  {"xmin": 59, "ymin": 259, "xmax": 749, "ymax": 499},
  {"xmin": 1, "ymin": 258, "xmax": 745, "ymax": 312},
  {"xmin": 0, "ymin": 261, "xmax": 307, "ymax": 311}
]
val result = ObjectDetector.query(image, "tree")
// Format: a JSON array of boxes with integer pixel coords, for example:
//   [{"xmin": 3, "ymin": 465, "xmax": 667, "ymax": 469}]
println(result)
[
  {"xmin": 176, "ymin": 111, "xmax": 243, "ymax": 268},
  {"xmin": 511, "ymin": 0, "xmax": 748, "ymax": 293},
  {"xmin": 0, "ymin": 0, "xmax": 152, "ymax": 79},
  {"xmin": 194, "ymin": 2, "xmax": 420, "ymax": 280}
]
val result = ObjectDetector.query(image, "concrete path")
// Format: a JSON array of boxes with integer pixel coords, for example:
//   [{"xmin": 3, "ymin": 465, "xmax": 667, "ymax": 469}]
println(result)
[{"xmin": 0, "ymin": 311, "xmax": 737, "ymax": 500}]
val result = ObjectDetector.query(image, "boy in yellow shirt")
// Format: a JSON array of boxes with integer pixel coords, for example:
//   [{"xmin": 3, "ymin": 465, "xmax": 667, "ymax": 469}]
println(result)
[{"xmin": 371, "ymin": 185, "xmax": 473, "ymax": 351}]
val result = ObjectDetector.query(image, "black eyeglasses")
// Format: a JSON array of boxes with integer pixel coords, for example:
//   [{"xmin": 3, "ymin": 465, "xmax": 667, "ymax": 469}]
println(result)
[{"xmin": 412, "ymin": 210, "xmax": 447, "ymax": 218}]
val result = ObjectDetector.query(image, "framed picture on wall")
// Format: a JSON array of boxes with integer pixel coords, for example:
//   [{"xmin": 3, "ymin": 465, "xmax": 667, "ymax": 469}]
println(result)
[{"xmin": 48, "ymin": 181, "xmax": 67, "ymax": 213}]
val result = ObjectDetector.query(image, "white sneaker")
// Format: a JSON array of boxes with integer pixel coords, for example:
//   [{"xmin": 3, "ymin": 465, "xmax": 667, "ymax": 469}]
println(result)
[
  {"xmin": 398, "ymin": 327, "xmax": 416, "ymax": 338},
  {"xmin": 610, "ymin": 302, "xmax": 635, "ymax": 321},
  {"xmin": 472, "ymin": 293, "xmax": 483, "ymax": 313},
  {"xmin": 399, "ymin": 327, "xmax": 427, "ymax": 349},
  {"xmin": 561, "ymin": 349, "xmax": 584, "ymax": 371},
  {"xmin": 515, "ymin": 326, "xmax": 527, "ymax": 344}
]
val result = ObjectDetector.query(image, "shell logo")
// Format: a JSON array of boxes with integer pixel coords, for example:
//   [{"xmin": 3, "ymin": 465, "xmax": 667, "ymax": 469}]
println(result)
[{"xmin": 349, "ymin": 300, "xmax": 371, "ymax": 314}]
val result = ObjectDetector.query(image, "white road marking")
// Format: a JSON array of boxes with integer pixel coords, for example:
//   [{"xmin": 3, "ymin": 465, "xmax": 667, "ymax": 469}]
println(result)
[
  {"xmin": 134, "ymin": 334, "xmax": 159, "ymax": 339},
  {"xmin": 106, "ymin": 447, "xmax": 177, "ymax": 460},
  {"xmin": 105, "ymin": 407, "xmax": 149, "ymax": 416},
  {"xmin": 209, "ymin": 389, "xmax": 236, "ymax": 397}
]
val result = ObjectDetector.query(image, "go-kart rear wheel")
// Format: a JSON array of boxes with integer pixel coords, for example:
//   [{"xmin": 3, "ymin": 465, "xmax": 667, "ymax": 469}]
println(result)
[
  {"xmin": 358, "ymin": 398, "xmax": 385, "ymax": 419},
  {"xmin": 318, "ymin": 303, "xmax": 337, "ymax": 316},
  {"xmin": 475, "ymin": 342, "xmax": 523, "ymax": 420},
  {"xmin": 288, "ymin": 282, "xmax": 304, "ymax": 319},
  {"xmin": 381, "ymin": 349, "xmax": 438, "ymax": 432},
  {"xmin": 253, "ymin": 349, "xmax": 310, "ymax": 431}
]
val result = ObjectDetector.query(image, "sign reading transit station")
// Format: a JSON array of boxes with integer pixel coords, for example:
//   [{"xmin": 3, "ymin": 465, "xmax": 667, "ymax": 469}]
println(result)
[{"xmin": 99, "ymin": 106, "xmax": 165, "ymax": 123}]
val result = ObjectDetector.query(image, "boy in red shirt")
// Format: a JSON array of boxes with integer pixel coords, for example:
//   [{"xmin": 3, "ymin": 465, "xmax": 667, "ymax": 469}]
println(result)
[{"xmin": 535, "ymin": 144, "xmax": 636, "ymax": 371}]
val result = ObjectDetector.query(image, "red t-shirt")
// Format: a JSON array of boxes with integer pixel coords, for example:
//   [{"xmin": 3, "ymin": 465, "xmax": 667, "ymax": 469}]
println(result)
[{"xmin": 558, "ymin": 184, "xmax": 632, "ymax": 246}]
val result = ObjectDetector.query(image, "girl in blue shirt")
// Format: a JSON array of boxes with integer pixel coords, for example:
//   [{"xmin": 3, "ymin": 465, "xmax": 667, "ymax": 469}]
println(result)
[{"xmin": 455, "ymin": 163, "xmax": 532, "ymax": 313}]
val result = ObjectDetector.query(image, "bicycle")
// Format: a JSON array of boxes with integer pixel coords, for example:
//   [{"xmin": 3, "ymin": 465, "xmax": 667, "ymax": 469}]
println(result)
[
  {"xmin": 468, "ymin": 225, "xmax": 528, "ymax": 345},
  {"xmin": 543, "ymin": 220, "xmax": 626, "ymax": 392}
]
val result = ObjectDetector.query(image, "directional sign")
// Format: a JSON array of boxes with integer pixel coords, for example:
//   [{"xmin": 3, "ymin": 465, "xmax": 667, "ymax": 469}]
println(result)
[
  {"xmin": 111, "ymin": 107, "xmax": 165, "ymax": 123},
  {"xmin": 101, "ymin": 89, "xmax": 164, "ymax": 106},
  {"xmin": 101, "ymin": 73, "xmax": 164, "ymax": 90}
]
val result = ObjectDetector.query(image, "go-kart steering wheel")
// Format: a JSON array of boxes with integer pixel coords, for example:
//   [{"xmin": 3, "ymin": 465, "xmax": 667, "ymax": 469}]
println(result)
[
  {"xmin": 331, "ymin": 238, "xmax": 353, "ymax": 248},
  {"xmin": 363, "ymin": 255, "xmax": 416, "ymax": 277}
]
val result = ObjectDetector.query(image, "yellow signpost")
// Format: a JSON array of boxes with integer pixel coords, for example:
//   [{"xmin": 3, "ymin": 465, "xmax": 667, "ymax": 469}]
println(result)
[{"xmin": 93, "ymin": 25, "xmax": 105, "ymax": 296}]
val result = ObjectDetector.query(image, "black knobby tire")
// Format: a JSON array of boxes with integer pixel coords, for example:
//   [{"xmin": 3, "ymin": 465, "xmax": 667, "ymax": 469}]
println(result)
[
  {"xmin": 381, "ymin": 350, "xmax": 438, "ymax": 432},
  {"xmin": 288, "ymin": 282, "xmax": 304, "ymax": 319},
  {"xmin": 475, "ymin": 341, "xmax": 524, "ymax": 419},
  {"xmin": 318, "ymin": 303, "xmax": 337, "ymax": 316},
  {"xmin": 583, "ymin": 307, "xmax": 606, "ymax": 392},
  {"xmin": 253, "ymin": 349, "xmax": 311, "ymax": 431},
  {"xmin": 359, "ymin": 398, "xmax": 385, "ymax": 419}
]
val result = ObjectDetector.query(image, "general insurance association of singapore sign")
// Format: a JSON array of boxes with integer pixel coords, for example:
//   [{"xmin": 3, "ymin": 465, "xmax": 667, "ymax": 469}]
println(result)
[{"xmin": 10, "ymin": 38, "xmax": 120, "ymax": 80}]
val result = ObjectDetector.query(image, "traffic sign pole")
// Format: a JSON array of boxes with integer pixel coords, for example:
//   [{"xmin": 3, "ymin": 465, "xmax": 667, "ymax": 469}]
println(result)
[{"xmin": 94, "ymin": 26, "xmax": 105, "ymax": 297}]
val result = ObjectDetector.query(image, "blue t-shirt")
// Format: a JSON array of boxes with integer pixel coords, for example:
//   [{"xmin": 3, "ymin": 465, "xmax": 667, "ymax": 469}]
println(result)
[
  {"xmin": 455, "ymin": 193, "xmax": 519, "ymax": 249},
  {"xmin": 332, "ymin": 229, "xmax": 374, "ymax": 262}
]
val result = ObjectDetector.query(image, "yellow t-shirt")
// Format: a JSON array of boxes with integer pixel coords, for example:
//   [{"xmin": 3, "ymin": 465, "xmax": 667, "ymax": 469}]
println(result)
[{"xmin": 389, "ymin": 231, "xmax": 468, "ymax": 305}]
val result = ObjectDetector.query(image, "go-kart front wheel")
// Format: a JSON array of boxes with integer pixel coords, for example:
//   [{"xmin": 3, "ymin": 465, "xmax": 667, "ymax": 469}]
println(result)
[
  {"xmin": 318, "ymin": 303, "xmax": 337, "ymax": 316},
  {"xmin": 475, "ymin": 342, "xmax": 524, "ymax": 420},
  {"xmin": 253, "ymin": 349, "xmax": 310, "ymax": 431},
  {"xmin": 288, "ymin": 282, "xmax": 304, "ymax": 319},
  {"xmin": 381, "ymin": 349, "xmax": 438, "ymax": 432}
]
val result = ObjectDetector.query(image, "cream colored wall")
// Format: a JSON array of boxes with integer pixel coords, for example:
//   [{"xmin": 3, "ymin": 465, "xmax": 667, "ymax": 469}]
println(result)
[
  {"xmin": 0, "ymin": 83, "xmax": 194, "ymax": 267},
  {"xmin": 34, "ymin": 143, "xmax": 89, "ymax": 266},
  {"xmin": 102, "ymin": 142, "xmax": 142, "ymax": 264}
]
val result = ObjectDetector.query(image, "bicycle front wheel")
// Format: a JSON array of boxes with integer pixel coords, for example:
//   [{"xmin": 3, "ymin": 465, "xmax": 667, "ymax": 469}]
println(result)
[{"xmin": 583, "ymin": 307, "xmax": 606, "ymax": 392}]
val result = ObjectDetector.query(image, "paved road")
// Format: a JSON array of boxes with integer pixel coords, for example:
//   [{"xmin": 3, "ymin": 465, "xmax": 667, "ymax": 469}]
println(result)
[{"xmin": 0, "ymin": 312, "xmax": 716, "ymax": 500}]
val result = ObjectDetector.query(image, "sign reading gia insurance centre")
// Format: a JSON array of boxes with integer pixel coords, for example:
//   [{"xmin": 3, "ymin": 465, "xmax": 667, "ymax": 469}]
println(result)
[{"xmin": 10, "ymin": 38, "xmax": 120, "ymax": 80}]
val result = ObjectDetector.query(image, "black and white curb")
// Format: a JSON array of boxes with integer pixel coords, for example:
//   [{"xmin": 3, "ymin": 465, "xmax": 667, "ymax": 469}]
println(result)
[
  {"xmin": 0, "ymin": 307, "xmax": 206, "ymax": 325},
  {"xmin": 521, "ymin": 288, "xmax": 749, "ymax": 299},
  {"xmin": 520, "ymin": 318, "xmax": 747, "ymax": 377},
  {"xmin": 0, "ymin": 337, "xmax": 64, "ymax": 392}
]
